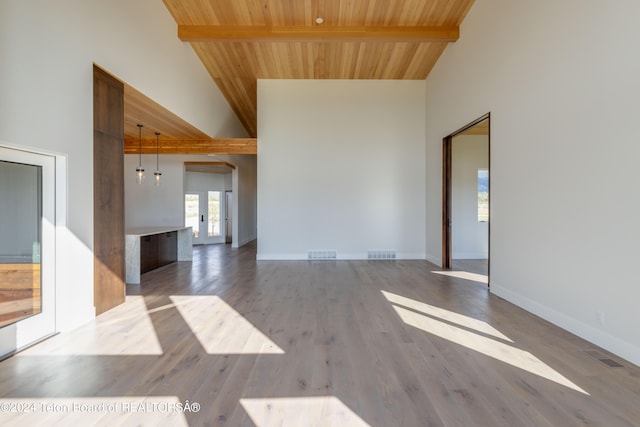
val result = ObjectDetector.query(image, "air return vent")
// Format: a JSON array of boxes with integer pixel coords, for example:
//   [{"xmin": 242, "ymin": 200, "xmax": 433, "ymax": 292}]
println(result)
[
  {"xmin": 582, "ymin": 349, "xmax": 624, "ymax": 368},
  {"xmin": 308, "ymin": 250, "xmax": 337, "ymax": 260},
  {"xmin": 368, "ymin": 250, "xmax": 397, "ymax": 260}
]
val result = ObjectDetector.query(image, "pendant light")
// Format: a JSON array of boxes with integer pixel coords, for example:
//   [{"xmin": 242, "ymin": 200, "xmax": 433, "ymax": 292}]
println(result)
[
  {"xmin": 135, "ymin": 124, "xmax": 145, "ymax": 184},
  {"xmin": 153, "ymin": 132, "xmax": 162, "ymax": 186}
]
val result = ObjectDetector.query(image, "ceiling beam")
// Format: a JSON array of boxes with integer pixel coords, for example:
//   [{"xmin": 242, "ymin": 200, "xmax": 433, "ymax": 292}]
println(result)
[
  {"xmin": 124, "ymin": 138, "xmax": 257, "ymax": 155},
  {"xmin": 185, "ymin": 161, "xmax": 236, "ymax": 170},
  {"xmin": 178, "ymin": 25, "xmax": 459, "ymax": 43}
]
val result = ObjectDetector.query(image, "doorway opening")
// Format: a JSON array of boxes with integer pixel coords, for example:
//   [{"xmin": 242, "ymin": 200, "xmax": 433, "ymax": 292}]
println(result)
[
  {"xmin": 184, "ymin": 162, "xmax": 235, "ymax": 246},
  {"xmin": 442, "ymin": 114, "xmax": 490, "ymax": 285}
]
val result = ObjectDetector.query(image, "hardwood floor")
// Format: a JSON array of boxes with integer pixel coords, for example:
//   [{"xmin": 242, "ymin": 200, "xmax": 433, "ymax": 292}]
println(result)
[
  {"xmin": 450, "ymin": 259, "xmax": 488, "ymax": 276},
  {"xmin": 1, "ymin": 242, "xmax": 639, "ymax": 426}
]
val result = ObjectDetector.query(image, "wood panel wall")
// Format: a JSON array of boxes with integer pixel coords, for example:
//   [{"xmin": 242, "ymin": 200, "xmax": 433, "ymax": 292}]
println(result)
[{"xmin": 93, "ymin": 65, "xmax": 125, "ymax": 315}]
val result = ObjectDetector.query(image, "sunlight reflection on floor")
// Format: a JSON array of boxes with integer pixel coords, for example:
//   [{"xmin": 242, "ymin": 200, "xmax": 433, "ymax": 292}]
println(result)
[
  {"xmin": 20, "ymin": 296, "xmax": 163, "ymax": 356},
  {"xmin": 381, "ymin": 290, "xmax": 511, "ymax": 341},
  {"xmin": 240, "ymin": 396, "xmax": 370, "ymax": 427},
  {"xmin": 432, "ymin": 270, "xmax": 489, "ymax": 284},
  {"xmin": 382, "ymin": 290, "xmax": 589, "ymax": 395},
  {"xmin": 171, "ymin": 295, "xmax": 284, "ymax": 355}
]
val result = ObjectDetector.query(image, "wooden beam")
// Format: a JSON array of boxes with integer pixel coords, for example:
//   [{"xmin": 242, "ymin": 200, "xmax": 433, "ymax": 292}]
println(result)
[
  {"xmin": 185, "ymin": 161, "xmax": 236, "ymax": 170},
  {"xmin": 124, "ymin": 138, "xmax": 256, "ymax": 155},
  {"xmin": 178, "ymin": 25, "xmax": 459, "ymax": 43}
]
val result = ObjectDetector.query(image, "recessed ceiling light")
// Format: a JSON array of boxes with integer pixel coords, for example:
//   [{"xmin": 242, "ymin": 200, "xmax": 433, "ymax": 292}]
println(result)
[{"xmin": 315, "ymin": 17, "xmax": 324, "ymax": 24}]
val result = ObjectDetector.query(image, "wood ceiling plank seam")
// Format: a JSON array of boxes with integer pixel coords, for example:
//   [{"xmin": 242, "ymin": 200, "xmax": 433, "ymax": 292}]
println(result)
[
  {"xmin": 363, "ymin": 0, "xmax": 376, "ymax": 25},
  {"xmin": 343, "ymin": 42, "xmax": 356, "ymax": 79},
  {"xmin": 418, "ymin": 42, "xmax": 449, "ymax": 78},
  {"xmin": 278, "ymin": 42, "xmax": 291, "ymax": 78},
  {"xmin": 161, "ymin": 0, "xmax": 181, "ymax": 25},
  {"xmin": 210, "ymin": 0, "xmax": 237, "ymax": 25},
  {"xmin": 311, "ymin": 0, "xmax": 321, "ymax": 28},
  {"xmin": 421, "ymin": 0, "xmax": 441, "ymax": 24},
  {"xmin": 292, "ymin": 0, "xmax": 305, "ymax": 26},
  {"xmin": 351, "ymin": 0, "xmax": 370, "ymax": 26},
  {"xmin": 260, "ymin": 0, "xmax": 273, "ymax": 27},
  {"xmin": 454, "ymin": 0, "xmax": 477, "ymax": 26},
  {"xmin": 370, "ymin": 0, "xmax": 392, "ymax": 26},
  {"xmin": 314, "ymin": 42, "xmax": 326, "ymax": 79},
  {"xmin": 392, "ymin": 0, "xmax": 412, "ymax": 25},
  {"xmin": 192, "ymin": 43, "xmax": 224, "ymax": 78},
  {"xmin": 288, "ymin": 43, "xmax": 300, "ymax": 78},
  {"xmin": 228, "ymin": 44, "xmax": 248, "ymax": 78},
  {"xmin": 339, "ymin": 0, "xmax": 355, "ymax": 26},
  {"xmin": 301, "ymin": 42, "xmax": 314, "ymax": 78},
  {"xmin": 268, "ymin": 42, "xmax": 283, "ymax": 78},
  {"xmin": 240, "ymin": 42, "xmax": 262, "ymax": 79},
  {"xmin": 368, "ymin": 42, "xmax": 387, "ymax": 79},
  {"xmin": 339, "ymin": 42, "xmax": 353, "ymax": 79},
  {"xmin": 239, "ymin": 0, "xmax": 262, "ymax": 25},
  {"xmin": 303, "ymin": 0, "xmax": 313, "ymax": 25},
  {"xmin": 401, "ymin": 43, "xmax": 431, "ymax": 79},
  {"xmin": 327, "ymin": 41, "xmax": 339, "ymax": 78},
  {"xmin": 379, "ymin": 43, "xmax": 397, "ymax": 78},
  {"xmin": 222, "ymin": 42, "xmax": 252, "ymax": 79},
  {"xmin": 387, "ymin": 42, "xmax": 413, "ymax": 79},
  {"xmin": 351, "ymin": 42, "xmax": 366, "ymax": 78},
  {"xmin": 252, "ymin": 42, "xmax": 271, "ymax": 79}
]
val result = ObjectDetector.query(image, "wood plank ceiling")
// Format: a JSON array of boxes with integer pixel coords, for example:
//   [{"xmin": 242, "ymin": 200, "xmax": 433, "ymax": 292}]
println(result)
[
  {"xmin": 162, "ymin": 0, "xmax": 476, "ymax": 138},
  {"xmin": 123, "ymin": 83, "xmax": 256, "ymax": 155}
]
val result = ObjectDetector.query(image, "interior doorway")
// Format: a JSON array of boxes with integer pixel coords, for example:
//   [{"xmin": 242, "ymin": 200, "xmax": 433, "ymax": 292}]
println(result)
[
  {"xmin": 442, "ymin": 114, "xmax": 490, "ymax": 284},
  {"xmin": 184, "ymin": 162, "xmax": 234, "ymax": 246}
]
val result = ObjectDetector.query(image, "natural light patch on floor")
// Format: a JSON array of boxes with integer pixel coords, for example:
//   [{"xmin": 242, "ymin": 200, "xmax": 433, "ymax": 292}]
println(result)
[
  {"xmin": 382, "ymin": 291, "xmax": 589, "ymax": 395},
  {"xmin": 381, "ymin": 290, "xmax": 511, "ymax": 342},
  {"xmin": 0, "ymin": 396, "xmax": 188, "ymax": 426},
  {"xmin": 20, "ymin": 296, "xmax": 163, "ymax": 356},
  {"xmin": 170, "ymin": 296, "xmax": 284, "ymax": 355},
  {"xmin": 240, "ymin": 396, "xmax": 370, "ymax": 427},
  {"xmin": 432, "ymin": 270, "xmax": 489, "ymax": 284}
]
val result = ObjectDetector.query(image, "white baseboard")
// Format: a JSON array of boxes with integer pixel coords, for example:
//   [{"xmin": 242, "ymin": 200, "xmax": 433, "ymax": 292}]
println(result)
[
  {"xmin": 256, "ymin": 252, "xmax": 427, "ymax": 261},
  {"xmin": 235, "ymin": 236, "xmax": 257, "ymax": 248},
  {"xmin": 491, "ymin": 283, "xmax": 640, "ymax": 367}
]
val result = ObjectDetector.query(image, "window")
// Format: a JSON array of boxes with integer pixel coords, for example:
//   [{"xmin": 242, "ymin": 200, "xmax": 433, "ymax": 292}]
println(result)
[
  {"xmin": 478, "ymin": 169, "xmax": 489, "ymax": 222},
  {"xmin": 208, "ymin": 191, "xmax": 221, "ymax": 237},
  {"xmin": 0, "ymin": 160, "xmax": 42, "ymax": 327}
]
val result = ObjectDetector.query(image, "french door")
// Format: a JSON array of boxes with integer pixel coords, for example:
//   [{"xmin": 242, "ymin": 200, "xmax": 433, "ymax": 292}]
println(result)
[
  {"xmin": 184, "ymin": 191, "xmax": 224, "ymax": 245},
  {"xmin": 0, "ymin": 146, "xmax": 56, "ymax": 357}
]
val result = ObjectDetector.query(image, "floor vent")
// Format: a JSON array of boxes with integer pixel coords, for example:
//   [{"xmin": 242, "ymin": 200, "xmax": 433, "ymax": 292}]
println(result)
[
  {"xmin": 582, "ymin": 349, "xmax": 624, "ymax": 368},
  {"xmin": 368, "ymin": 250, "xmax": 397, "ymax": 260},
  {"xmin": 599, "ymin": 358, "xmax": 624, "ymax": 368},
  {"xmin": 308, "ymin": 250, "xmax": 337, "ymax": 260}
]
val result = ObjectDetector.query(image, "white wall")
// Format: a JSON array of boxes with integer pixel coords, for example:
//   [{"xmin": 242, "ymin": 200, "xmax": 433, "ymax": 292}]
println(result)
[
  {"xmin": 0, "ymin": 0, "xmax": 246, "ymax": 333},
  {"xmin": 124, "ymin": 154, "xmax": 257, "ymax": 247},
  {"xmin": 425, "ymin": 0, "xmax": 640, "ymax": 365},
  {"xmin": 451, "ymin": 135, "xmax": 488, "ymax": 259},
  {"xmin": 257, "ymin": 80, "xmax": 426, "ymax": 260},
  {"xmin": 185, "ymin": 171, "xmax": 231, "ymax": 193}
]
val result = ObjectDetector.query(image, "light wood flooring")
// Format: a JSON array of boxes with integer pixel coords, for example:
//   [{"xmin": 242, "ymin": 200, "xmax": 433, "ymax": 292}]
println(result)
[{"xmin": 0, "ymin": 242, "xmax": 639, "ymax": 426}]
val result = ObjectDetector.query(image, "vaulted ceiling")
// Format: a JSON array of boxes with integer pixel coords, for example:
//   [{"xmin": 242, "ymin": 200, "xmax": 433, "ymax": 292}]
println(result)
[{"xmin": 161, "ymin": 0, "xmax": 476, "ymax": 138}]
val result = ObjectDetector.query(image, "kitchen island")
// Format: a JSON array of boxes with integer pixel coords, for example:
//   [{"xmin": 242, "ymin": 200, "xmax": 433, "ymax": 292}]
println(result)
[{"xmin": 125, "ymin": 226, "xmax": 192, "ymax": 284}]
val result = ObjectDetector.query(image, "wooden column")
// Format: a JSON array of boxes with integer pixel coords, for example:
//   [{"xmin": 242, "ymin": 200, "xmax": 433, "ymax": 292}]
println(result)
[{"xmin": 93, "ymin": 65, "xmax": 125, "ymax": 315}]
